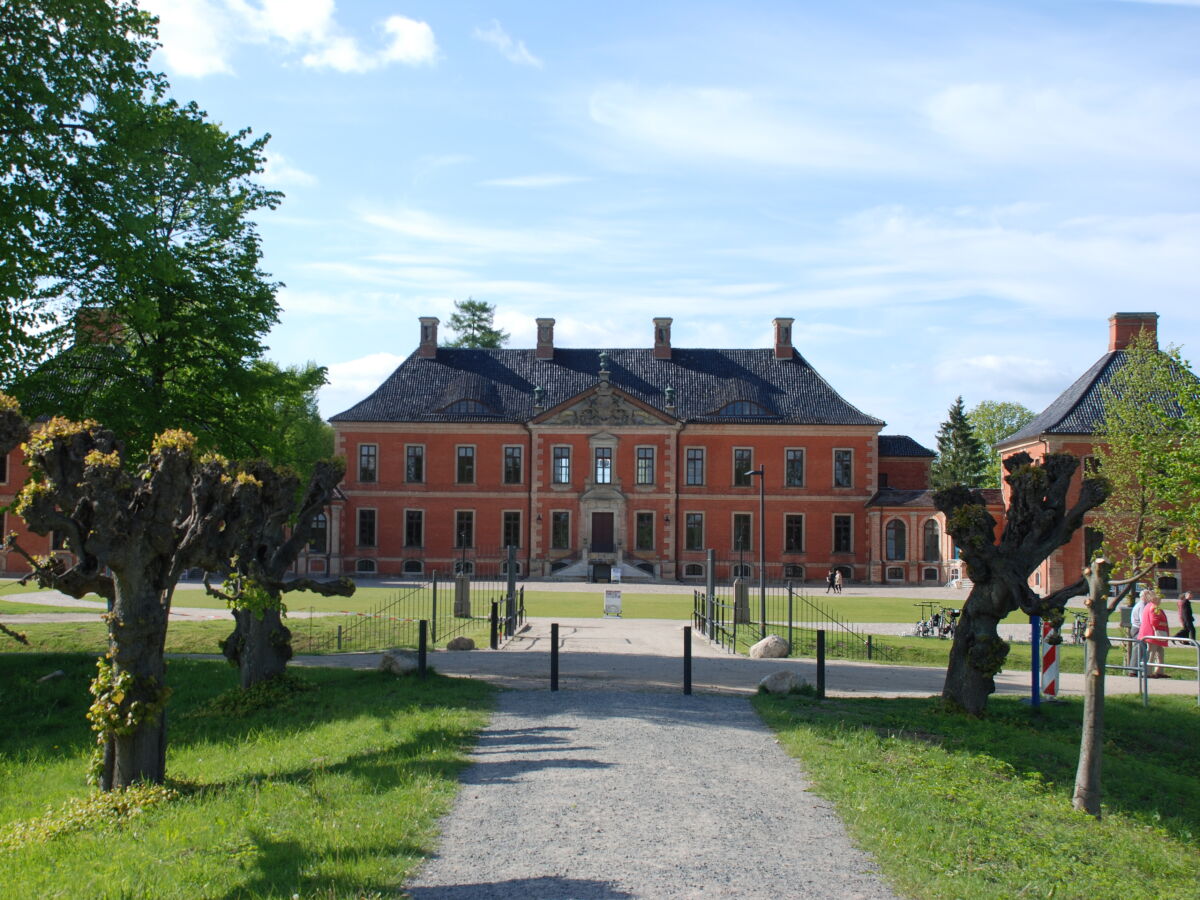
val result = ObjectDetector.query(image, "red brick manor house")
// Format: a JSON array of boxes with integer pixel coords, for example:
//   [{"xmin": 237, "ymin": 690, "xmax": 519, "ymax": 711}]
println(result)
[{"xmin": 322, "ymin": 316, "xmax": 967, "ymax": 584}]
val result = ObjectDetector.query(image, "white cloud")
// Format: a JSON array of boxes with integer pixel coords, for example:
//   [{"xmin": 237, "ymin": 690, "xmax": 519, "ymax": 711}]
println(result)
[
  {"xmin": 261, "ymin": 152, "xmax": 317, "ymax": 187},
  {"xmin": 925, "ymin": 82, "xmax": 1200, "ymax": 168},
  {"xmin": 361, "ymin": 207, "xmax": 602, "ymax": 255},
  {"xmin": 321, "ymin": 352, "xmax": 406, "ymax": 416},
  {"xmin": 473, "ymin": 20, "xmax": 542, "ymax": 68},
  {"xmin": 481, "ymin": 174, "xmax": 589, "ymax": 188},
  {"xmin": 587, "ymin": 83, "xmax": 914, "ymax": 172},
  {"xmin": 144, "ymin": 0, "xmax": 436, "ymax": 76}
]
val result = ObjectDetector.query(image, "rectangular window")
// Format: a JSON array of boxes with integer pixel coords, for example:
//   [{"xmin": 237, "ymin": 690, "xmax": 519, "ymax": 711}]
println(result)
[
  {"xmin": 785, "ymin": 449, "xmax": 805, "ymax": 487},
  {"xmin": 594, "ymin": 447, "xmax": 612, "ymax": 484},
  {"xmin": 635, "ymin": 512, "xmax": 654, "ymax": 551},
  {"xmin": 503, "ymin": 446, "xmax": 523, "ymax": 484},
  {"xmin": 308, "ymin": 512, "xmax": 328, "ymax": 553},
  {"xmin": 833, "ymin": 514, "xmax": 852, "ymax": 553},
  {"xmin": 503, "ymin": 511, "xmax": 521, "ymax": 549},
  {"xmin": 358, "ymin": 444, "xmax": 377, "ymax": 483},
  {"xmin": 552, "ymin": 446, "xmax": 571, "ymax": 484},
  {"xmin": 357, "ymin": 508, "xmax": 377, "ymax": 547},
  {"xmin": 733, "ymin": 448, "xmax": 753, "ymax": 486},
  {"xmin": 0, "ymin": 452, "xmax": 7, "ymax": 483},
  {"xmin": 455, "ymin": 511, "xmax": 474, "ymax": 548},
  {"xmin": 635, "ymin": 447, "xmax": 655, "ymax": 485},
  {"xmin": 685, "ymin": 512, "xmax": 704, "ymax": 551},
  {"xmin": 785, "ymin": 514, "xmax": 804, "ymax": 552},
  {"xmin": 457, "ymin": 446, "xmax": 475, "ymax": 484},
  {"xmin": 733, "ymin": 513, "xmax": 752, "ymax": 552},
  {"xmin": 405, "ymin": 445, "xmax": 424, "ymax": 483},
  {"xmin": 833, "ymin": 449, "xmax": 853, "ymax": 488},
  {"xmin": 685, "ymin": 448, "xmax": 705, "ymax": 485},
  {"xmin": 551, "ymin": 511, "xmax": 570, "ymax": 550},
  {"xmin": 405, "ymin": 509, "xmax": 423, "ymax": 548}
]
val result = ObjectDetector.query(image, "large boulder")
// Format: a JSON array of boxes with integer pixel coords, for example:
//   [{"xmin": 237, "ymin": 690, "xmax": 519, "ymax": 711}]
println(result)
[
  {"xmin": 759, "ymin": 670, "xmax": 807, "ymax": 695},
  {"xmin": 749, "ymin": 634, "xmax": 790, "ymax": 659},
  {"xmin": 378, "ymin": 649, "xmax": 419, "ymax": 675},
  {"xmin": 446, "ymin": 636, "xmax": 475, "ymax": 651}
]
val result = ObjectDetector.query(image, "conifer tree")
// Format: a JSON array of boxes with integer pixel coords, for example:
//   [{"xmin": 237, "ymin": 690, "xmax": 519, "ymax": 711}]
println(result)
[
  {"xmin": 930, "ymin": 395, "xmax": 988, "ymax": 489},
  {"xmin": 445, "ymin": 299, "xmax": 509, "ymax": 348}
]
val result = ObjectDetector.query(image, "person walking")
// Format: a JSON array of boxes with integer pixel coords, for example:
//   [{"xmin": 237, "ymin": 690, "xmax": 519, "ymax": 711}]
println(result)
[
  {"xmin": 1137, "ymin": 591, "xmax": 1169, "ymax": 678},
  {"xmin": 1128, "ymin": 591, "xmax": 1147, "ymax": 675},
  {"xmin": 825, "ymin": 568, "xmax": 836, "ymax": 594},
  {"xmin": 1178, "ymin": 590, "xmax": 1196, "ymax": 641},
  {"xmin": 833, "ymin": 569, "xmax": 844, "ymax": 594}
]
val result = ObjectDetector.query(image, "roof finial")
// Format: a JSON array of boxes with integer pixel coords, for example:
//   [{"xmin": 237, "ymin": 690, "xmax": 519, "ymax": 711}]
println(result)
[
  {"xmin": 665, "ymin": 386, "xmax": 676, "ymax": 408},
  {"xmin": 598, "ymin": 351, "xmax": 610, "ymax": 375}
]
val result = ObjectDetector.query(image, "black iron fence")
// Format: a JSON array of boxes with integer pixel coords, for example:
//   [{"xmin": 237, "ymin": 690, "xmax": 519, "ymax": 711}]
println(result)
[
  {"xmin": 294, "ymin": 553, "xmax": 526, "ymax": 654},
  {"xmin": 693, "ymin": 571, "xmax": 894, "ymax": 662}
]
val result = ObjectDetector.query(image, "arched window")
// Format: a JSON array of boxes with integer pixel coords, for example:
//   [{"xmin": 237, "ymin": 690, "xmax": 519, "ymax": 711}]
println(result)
[
  {"xmin": 355, "ymin": 559, "xmax": 377, "ymax": 575},
  {"xmin": 453, "ymin": 560, "xmax": 474, "ymax": 576},
  {"xmin": 402, "ymin": 559, "xmax": 423, "ymax": 575},
  {"xmin": 784, "ymin": 564, "xmax": 805, "ymax": 580},
  {"xmin": 732, "ymin": 563, "xmax": 751, "ymax": 578},
  {"xmin": 922, "ymin": 520, "xmax": 941, "ymax": 561},
  {"xmin": 683, "ymin": 563, "xmax": 705, "ymax": 578},
  {"xmin": 308, "ymin": 512, "xmax": 327, "ymax": 554},
  {"xmin": 885, "ymin": 520, "xmax": 907, "ymax": 560},
  {"xmin": 717, "ymin": 400, "xmax": 771, "ymax": 416},
  {"xmin": 886, "ymin": 566, "xmax": 904, "ymax": 581},
  {"xmin": 444, "ymin": 399, "xmax": 492, "ymax": 415},
  {"xmin": 923, "ymin": 567, "xmax": 939, "ymax": 582},
  {"xmin": 501, "ymin": 561, "xmax": 522, "ymax": 576}
]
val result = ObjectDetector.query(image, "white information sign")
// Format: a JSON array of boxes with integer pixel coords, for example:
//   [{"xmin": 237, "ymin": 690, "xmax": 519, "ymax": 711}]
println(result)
[
  {"xmin": 611, "ymin": 568, "xmax": 622, "ymax": 584},
  {"xmin": 603, "ymin": 589, "xmax": 622, "ymax": 617}
]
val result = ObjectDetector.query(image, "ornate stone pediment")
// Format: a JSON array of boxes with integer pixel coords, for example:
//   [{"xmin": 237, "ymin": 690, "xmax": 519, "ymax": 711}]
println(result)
[{"xmin": 542, "ymin": 381, "xmax": 669, "ymax": 426}]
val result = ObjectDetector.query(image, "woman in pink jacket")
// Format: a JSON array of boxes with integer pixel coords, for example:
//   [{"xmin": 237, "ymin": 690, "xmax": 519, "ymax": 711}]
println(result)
[{"xmin": 1137, "ymin": 591, "xmax": 1170, "ymax": 678}]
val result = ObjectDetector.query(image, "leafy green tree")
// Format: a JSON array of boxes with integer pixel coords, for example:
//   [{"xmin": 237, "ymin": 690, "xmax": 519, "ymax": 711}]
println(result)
[
  {"xmin": 966, "ymin": 400, "xmax": 1036, "ymax": 488},
  {"xmin": 930, "ymin": 396, "xmax": 988, "ymax": 490},
  {"xmin": 445, "ymin": 298, "xmax": 509, "ymax": 348},
  {"xmin": 1071, "ymin": 334, "xmax": 1200, "ymax": 815},
  {"xmin": 12, "ymin": 96, "xmax": 286, "ymax": 462},
  {"xmin": 0, "ymin": 0, "xmax": 158, "ymax": 383}
]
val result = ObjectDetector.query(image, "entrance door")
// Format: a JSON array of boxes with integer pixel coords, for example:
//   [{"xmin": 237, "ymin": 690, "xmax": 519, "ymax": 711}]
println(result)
[{"xmin": 591, "ymin": 512, "xmax": 614, "ymax": 552}]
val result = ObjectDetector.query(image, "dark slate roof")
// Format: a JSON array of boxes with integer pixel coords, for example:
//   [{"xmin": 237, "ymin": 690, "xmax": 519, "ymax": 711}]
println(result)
[
  {"xmin": 867, "ymin": 487, "xmax": 1003, "ymax": 509},
  {"xmin": 330, "ymin": 347, "xmax": 884, "ymax": 426},
  {"xmin": 997, "ymin": 349, "xmax": 1196, "ymax": 448},
  {"xmin": 878, "ymin": 435, "xmax": 935, "ymax": 458}
]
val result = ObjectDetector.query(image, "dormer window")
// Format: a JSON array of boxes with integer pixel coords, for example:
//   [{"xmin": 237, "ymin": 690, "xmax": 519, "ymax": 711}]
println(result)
[
  {"xmin": 718, "ymin": 400, "xmax": 771, "ymax": 416},
  {"xmin": 444, "ymin": 399, "xmax": 492, "ymax": 415}
]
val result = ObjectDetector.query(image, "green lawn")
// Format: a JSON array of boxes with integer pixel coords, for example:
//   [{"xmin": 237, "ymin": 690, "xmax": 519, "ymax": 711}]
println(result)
[
  {"xmin": 0, "ymin": 653, "xmax": 494, "ymax": 899},
  {"xmin": 755, "ymin": 692, "xmax": 1200, "ymax": 900}
]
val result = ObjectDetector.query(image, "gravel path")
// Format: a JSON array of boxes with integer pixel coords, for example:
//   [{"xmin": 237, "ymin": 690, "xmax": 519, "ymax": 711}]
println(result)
[{"xmin": 404, "ymin": 691, "xmax": 899, "ymax": 900}]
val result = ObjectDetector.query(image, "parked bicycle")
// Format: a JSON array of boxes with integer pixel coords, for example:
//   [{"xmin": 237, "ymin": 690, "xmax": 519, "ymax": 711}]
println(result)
[{"xmin": 1069, "ymin": 610, "xmax": 1088, "ymax": 645}]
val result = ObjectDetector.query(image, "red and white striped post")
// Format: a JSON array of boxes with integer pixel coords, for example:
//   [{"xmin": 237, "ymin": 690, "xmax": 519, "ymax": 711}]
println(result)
[{"xmin": 1041, "ymin": 619, "xmax": 1059, "ymax": 698}]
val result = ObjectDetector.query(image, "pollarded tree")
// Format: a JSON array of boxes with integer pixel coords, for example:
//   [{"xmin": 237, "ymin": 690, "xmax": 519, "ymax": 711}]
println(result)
[
  {"xmin": 204, "ymin": 459, "xmax": 354, "ymax": 689},
  {"xmin": 931, "ymin": 396, "xmax": 988, "ymax": 490},
  {"xmin": 934, "ymin": 451, "xmax": 1109, "ymax": 715},
  {"xmin": 444, "ymin": 298, "xmax": 509, "ymax": 348},
  {"xmin": 5, "ymin": 404, "xmax": 321, "ymax": 789}
]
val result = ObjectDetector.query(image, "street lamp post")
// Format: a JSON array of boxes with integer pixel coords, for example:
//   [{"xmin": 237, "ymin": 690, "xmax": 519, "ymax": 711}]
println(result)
[{"xmin": 748, "ymin": 466, "xmax": 766, "ymax": 640}]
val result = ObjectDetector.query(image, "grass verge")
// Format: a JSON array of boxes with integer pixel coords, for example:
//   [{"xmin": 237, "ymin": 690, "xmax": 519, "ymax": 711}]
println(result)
[
  {"xmin": 0, "ymin": 653, "xmax": 493, "ymax": 899},
  {"xmin": 754, "ymin": 692, "xmax": 1200, "ymax": 900}
]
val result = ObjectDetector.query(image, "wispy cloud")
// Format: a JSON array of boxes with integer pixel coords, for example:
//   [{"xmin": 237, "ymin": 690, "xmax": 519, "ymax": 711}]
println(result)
[
  {"xmin": 587, "ymin": 83, "xmax": 916, "ymax": 172},
  {"xmin": 481, "ymin": 174, "xmax": 589, "ymax": 188},
  {"xmin": 145, "ymin": 0, "xmax": 437, "ymax": 76},
  {"xmin": 361, "ymin": 207, "xmax": 602, "ymax": 255},
  {"xmin": 261, "ymin": 151, "xmax": 317, "ymax": 187},
  {"xmin": 473, "ymin": 20, "xmax": 542, "ymax": 68}
]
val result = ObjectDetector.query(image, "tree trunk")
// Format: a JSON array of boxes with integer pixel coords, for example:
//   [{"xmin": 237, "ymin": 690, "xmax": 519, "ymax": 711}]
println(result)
[
  {"xmin": 1073, "ymin": 577, "xmax": 1113, "ymax": 817},
  {"xmin": 100, "ymin": 581, "xmax": 170, "ymax": 790},
  {"xmin": 941, "ymin": 596, "xmax": 1009, "ymax": 716},
  {"xmin": 222, "ymin": 606, "xmax": 293, "ymax": 689}
]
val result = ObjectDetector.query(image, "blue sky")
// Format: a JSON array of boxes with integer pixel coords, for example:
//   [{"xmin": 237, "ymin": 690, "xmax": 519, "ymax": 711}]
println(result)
[{"xmin": 142, "ymin": 0, "xmax": 1200, "ymax": 446}]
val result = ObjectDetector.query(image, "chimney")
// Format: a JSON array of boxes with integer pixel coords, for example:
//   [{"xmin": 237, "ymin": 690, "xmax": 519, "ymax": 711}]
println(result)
[
  {"xmin": 536, "ymin": 318, "xmax": 555, "ymax": 359},
  {"xmin": 1108, "ymin": 312, "xmax": 1158, "ymax": 352},
  {"xmin": 653, "ymin": 317, "xmax": 673, "ymax": 360},
  {"xmin": 773, "ymin": 317, "xmax": 794, "ymax": 360},
  {"xmin": 418, "ymin": 316, "xmax": 439, "ymax": 358}
]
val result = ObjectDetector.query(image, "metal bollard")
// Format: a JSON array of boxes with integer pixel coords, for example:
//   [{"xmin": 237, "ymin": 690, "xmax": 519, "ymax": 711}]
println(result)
[
  {"xmin": 684, "ymin": 626, "xmax": 693, "ymax": 695},
  {"xmin": 337, "ymin": 624, "xmax": 342, "ymax": 651},
  {"xmin": 418, "ymin": 619, "xmax": 428, "ymax": 678},
  {"xmin": 490, "ymin": 601, "xmax": 499, "ymax": 650},
  {"xmin": 867, "ymin": 634, "xmax": 873, "ymax": 661},
  {"xmin": 551, "ymin": 622, "xmax": 559, "ymax": 692},
  {"xmin": 816, "ymin": 629, "xmax": 826, "ymax": 699}
]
